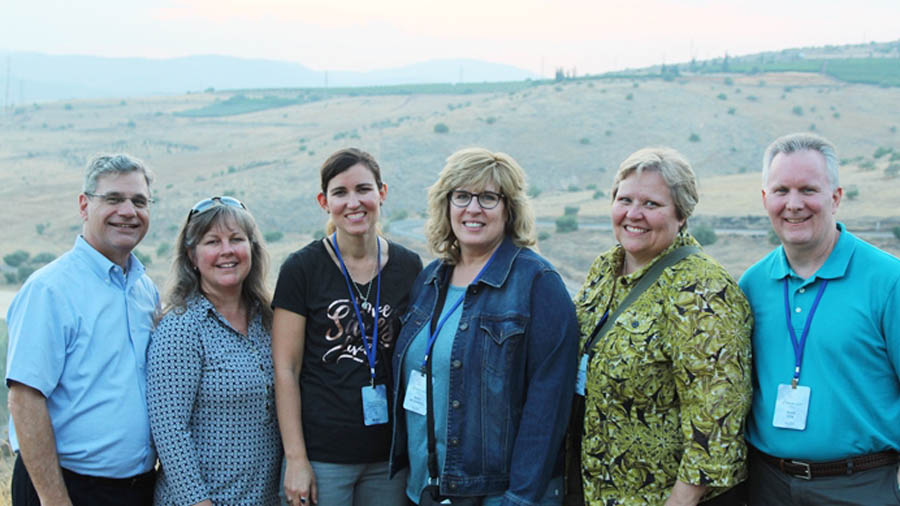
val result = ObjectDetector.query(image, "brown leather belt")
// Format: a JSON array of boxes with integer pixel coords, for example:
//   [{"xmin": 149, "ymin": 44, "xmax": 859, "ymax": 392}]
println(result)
[{"xmin": 752, "ymin": 446, "xmax": 900, "ymax": 480}]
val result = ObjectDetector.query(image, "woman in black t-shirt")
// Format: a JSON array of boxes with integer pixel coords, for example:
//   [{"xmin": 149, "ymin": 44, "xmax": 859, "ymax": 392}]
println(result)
[{"xmin": 273, "ymin": 148, "xmax": 422, "ymax": 506}]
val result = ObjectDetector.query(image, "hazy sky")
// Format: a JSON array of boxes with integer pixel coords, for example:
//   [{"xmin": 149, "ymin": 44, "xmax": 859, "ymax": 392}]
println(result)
[{"xmin": 2, "ymin": 0, "xmax": 898, "ymax": 76}]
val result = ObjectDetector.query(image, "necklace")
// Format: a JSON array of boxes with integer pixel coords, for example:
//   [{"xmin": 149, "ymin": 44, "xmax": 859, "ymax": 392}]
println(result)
[{"xmin": 353, "ymin": 276, "xmax": 374, "ymax": 311}]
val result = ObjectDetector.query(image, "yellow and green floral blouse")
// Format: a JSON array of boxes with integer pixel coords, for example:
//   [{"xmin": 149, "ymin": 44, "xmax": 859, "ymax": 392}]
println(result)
[{"xmin": 575, "ymin": 233, "xmax": 752, "ymax": 505}]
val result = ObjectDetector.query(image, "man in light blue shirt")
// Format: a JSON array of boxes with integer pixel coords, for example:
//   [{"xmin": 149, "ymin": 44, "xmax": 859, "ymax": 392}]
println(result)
[
  {"xmin": 739, "ymin": 133, "xmax": 900, "ymax": 505},
  {"xmin": 6, "ymin": 154, "xmax": 159, "ymax": 506}
]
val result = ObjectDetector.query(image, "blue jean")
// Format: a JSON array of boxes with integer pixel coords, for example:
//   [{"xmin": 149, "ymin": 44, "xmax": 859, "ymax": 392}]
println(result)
[
  {"xmin": 311, "ymin": 460, "xmax": 407, "ymax": 506},
  {"xmin": 481, "ymin": 476, "xmax": 564, "ymax": 506}
]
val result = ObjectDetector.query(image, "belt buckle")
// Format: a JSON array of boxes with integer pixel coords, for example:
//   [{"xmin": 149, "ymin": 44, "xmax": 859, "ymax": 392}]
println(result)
[{"xmin": 790, "ymin": 460, "xmax": 812, "ymax": 480}]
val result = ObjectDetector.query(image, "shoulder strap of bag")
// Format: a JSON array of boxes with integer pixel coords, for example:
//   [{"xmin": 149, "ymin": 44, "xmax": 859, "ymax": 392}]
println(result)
[
  {"xmin": 426, "ymin": 265, "xmax": 452, "ymax": 484},
  {"xmin": 584, "ymin": 245, "xmax": 699, "ymax": 360}
]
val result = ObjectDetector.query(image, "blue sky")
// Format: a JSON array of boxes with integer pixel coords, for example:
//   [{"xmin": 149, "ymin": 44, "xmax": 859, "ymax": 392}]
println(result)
[{"xmin": 1, "ymin": 0, "xmax": 898, "ymax": 76}]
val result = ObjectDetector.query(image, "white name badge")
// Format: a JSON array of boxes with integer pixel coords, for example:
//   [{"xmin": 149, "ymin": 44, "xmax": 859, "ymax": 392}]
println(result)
[
  {"xmin": 361, "ymin": 384, "xmax": 389, "ymax": 426},
  {"xmin": 772, "ymin": 383, "xmax": 811, "ymax": 431},
  {"xmin": 575, "ymin": 354, "xmax": 588, "ymax": 396},
  {"xmin": 403, "ymin": 370, "xmax": 428, "ymax": 416}
]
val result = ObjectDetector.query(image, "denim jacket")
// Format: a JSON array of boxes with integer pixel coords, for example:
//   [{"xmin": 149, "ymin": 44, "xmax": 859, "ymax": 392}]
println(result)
[{"xmin": 390, "ymin": 236, "xmax": 579, "ymax": 506}]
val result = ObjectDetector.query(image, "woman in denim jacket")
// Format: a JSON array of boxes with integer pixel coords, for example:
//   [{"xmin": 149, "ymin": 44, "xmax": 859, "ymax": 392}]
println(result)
[{"xmin": 390, "ymin": 148, "xmax": 580, "ymax": 505}]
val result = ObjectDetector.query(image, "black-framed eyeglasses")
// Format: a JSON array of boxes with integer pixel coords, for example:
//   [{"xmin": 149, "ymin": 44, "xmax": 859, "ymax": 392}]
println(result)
[
  {"xmin": 187, "ymin": 196, "xmax": 246, "ymax": 222},
  {"xmin": 85, "ymin": 192, "xmax": 154, "ymax": 209},
  {"xmin": 448, "ymin": 190, "xmax": 505, "ymax": 210}
]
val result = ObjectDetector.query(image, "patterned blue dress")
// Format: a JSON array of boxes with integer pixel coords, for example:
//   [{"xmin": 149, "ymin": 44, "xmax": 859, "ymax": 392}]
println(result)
[{"xmin": 148, "ymin": 295, "xmax": 282, "ymax": 506}]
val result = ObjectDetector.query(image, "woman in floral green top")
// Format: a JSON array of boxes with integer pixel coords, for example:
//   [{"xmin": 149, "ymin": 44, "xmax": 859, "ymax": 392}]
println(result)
[{"xmin": 574, "ymin": 147, "xmax": 752, "ymax": 505}]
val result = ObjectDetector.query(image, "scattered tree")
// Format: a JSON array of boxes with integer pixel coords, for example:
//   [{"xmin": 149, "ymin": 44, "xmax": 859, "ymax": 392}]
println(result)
[
  {"xmin": 689, "ymin": 133, "xmax": 701, "ymax": 142},
  {"xmin": 4, "ymin": 250, "xmax": 30, "ymax": 268},
  {"xmin": 691, "ymin": 225, "xmax": 717, "ymax": 246},
  {"xmin": 555, "ymin": 215, "xmax": 578, "ymax": 233},
  {"xmin": 265, "ymin": 231, "xmax": 284, "ymax": 243},
  {"xmin": 433, "ymin": 123, "xmax": 449, "ymax": 134}
]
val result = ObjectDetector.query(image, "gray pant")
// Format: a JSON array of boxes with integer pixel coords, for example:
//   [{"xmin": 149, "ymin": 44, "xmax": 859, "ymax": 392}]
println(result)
[{"xmin": 748, "ymin": 451, "xmax": 900, "ymax": 506}]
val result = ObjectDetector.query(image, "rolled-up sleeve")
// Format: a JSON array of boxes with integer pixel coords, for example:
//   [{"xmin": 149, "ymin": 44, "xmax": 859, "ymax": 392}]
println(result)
[{"xmin": 671, "ymin": 275, "xmax": 753, "ymax": 488}]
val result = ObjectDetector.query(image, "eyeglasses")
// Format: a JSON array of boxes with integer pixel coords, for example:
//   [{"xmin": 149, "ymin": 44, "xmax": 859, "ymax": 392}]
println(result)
[
  {"xmin": 187, "ymin": 196, "xmax": 246, "ymax": 222},
  {"xmin": 85, "ymin": 192, "xmax": 154, "ymax": 209},
  {"xmin": 448, "ymin": 190, "xmax": 505, "ymax": 210}
]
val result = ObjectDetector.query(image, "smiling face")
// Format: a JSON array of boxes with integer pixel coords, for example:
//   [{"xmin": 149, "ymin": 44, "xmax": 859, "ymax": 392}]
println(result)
[
  {"xmin": 450, "ymin": 181, "xmax": 507, "ymax": 259},
  {"xmin": 612, "ymin": 170, "xmax": 684, "ymax": 273},
  {"xmin": 191, "ymin": 218, "xmax": 252, "ymax": 296},
  {"xmin": 79, "ymin": 171, "xmax": 150, "ymax": 268},
  {"xmin": 763, "ymin": 149, "xmax": 842, "ymax": 256},
  {"xmin": 317, "ymin": 162, "xmax": 386, "ymax": 236}
]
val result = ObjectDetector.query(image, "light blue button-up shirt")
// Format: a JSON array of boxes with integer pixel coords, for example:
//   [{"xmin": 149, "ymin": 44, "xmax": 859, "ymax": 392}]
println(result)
[
  {"xmin": 739, "ymin": 224, "xmax": 900, "ymax": 461},
  {"xmin": 6, "ymin": 236, "xmax": 159, "ymax": 477}
]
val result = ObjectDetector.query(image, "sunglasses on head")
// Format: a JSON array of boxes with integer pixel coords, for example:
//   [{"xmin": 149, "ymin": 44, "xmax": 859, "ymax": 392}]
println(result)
[{"xmin": 187, "ymin": 196, "xmax": 246, "ymax": 222}]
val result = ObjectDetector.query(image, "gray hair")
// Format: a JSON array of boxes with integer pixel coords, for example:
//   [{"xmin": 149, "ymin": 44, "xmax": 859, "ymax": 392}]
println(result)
[
  {"xmin": 611, "ymin": 147, "xmax": 698, "ymax": 228},
  {"xmin": 762, "ymin": 133, "xmax": 839, "ymax": 189},
  {"xmin": 83, "ymin": 154, "xmax": 153, "ymax": 194}
]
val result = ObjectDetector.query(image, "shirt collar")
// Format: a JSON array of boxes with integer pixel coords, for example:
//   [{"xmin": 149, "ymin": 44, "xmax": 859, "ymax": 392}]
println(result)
[
  {"xmin": 424, "ymin": 235, "xmax": 522, "ymax": 289},
  {"xmin": 72, "ymin": 235, "xmax": 145, "ymax": 283},
  {"xmin": 768, "ymin": 222, "xmax": 853, "ymax": 281}
]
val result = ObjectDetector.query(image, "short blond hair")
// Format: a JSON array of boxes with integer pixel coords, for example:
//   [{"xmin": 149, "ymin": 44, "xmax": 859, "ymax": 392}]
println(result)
[
  {"xmin": 425, "ymin": 148, "xmax": 536, "ymax": 264},
  {"xmin": 611, "ymin": 147, "xmax": 698, "ymax": 226}
]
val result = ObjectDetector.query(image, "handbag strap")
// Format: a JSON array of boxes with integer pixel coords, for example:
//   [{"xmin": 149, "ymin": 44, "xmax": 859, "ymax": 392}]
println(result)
[
  {"xmin": 582, "ymin": 245, "xmax": 699, "ymax": 360},
  {"xmin": 426, "ymin": 266, "xmax": 452, "ymax": 483}
]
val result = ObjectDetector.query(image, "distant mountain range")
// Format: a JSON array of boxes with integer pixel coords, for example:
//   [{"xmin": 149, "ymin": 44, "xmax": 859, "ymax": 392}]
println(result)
[{"xmin": 0, "ymin": 52, "xmax": 539, "ymax": 102}]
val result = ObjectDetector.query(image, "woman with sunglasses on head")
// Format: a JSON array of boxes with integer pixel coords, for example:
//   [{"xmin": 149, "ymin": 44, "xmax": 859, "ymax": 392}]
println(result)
[
  {"xmin": 147, "ymin": 196, "xmax": 282, "ymax": 506},
  {"xmin": 389, "ymin": 148, "xmax": 580, "ymax": 505},
  {"xmin": 273, "ymin": 148, "xmax": 423, "ymax": 506}
]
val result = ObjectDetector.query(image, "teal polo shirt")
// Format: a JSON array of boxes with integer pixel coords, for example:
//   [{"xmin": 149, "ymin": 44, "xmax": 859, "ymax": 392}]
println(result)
[
  {"xmin": 739, "ymin": 223, "xmax": 900, "ymax": 461},
  {"xmin": 6, "ymin": 236, "xmax": 159, "ymax": 477}
]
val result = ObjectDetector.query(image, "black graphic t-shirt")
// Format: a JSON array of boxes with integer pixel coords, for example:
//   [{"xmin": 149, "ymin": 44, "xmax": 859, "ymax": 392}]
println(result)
[{"xmin": 273, "ymin": 239, "xmax": 422, "ymax": 463}]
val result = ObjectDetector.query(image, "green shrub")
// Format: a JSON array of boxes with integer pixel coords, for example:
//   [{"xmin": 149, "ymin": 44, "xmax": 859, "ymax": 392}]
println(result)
[
  {"xmin": 567, "ymin": 185, "xmax": 581, "ymax": 192},
  {"xmin": 890, "ymin": 152, "xmax": 900, "ymax": 162},
  {"xmin": 893, "ymin": 226, "xmax": 900, "ymax": 241},
  {"xmin": 564, "ymin": 205, "xmax": 580, "ymax": 216},
  {"xmin": 579, "ymin": 137, "xmax": 591, "ymax": 145},
  {"xmin": 859, "ymin": 160, "xmax": 876, "ymax": 171},
  {"xmin": 390, "ymin": 209, "xmax": 409, "ymax": 221},
  {"xmin": 135, "ymin": 250, "xmax": 152, "ymax": 267},
  {"xmin": 692, "ymin": 225, "xmax": 717, "ymax": 246},
  {"xmin": 625, "ymin": 93, "xmax": 634, "ymax": 101},
  {"xmin": 527, "ymin": 186, "xmax": 542, "ymax": 198},
  {"xmin": 17, "ymin": 265, "xmax": 36, "ymax": 283},
  {"xmin": 727, "ymin": 107, "xmax": 736, "ymax": 115},
  {"xmin": 792, "ymin": 105, "xmax": 804, "ymax": 116},
  {"xmin": 265, "ymin": 231, "xmax": 284, "ymax": 243},
  {"xmin": 717, "ymin": 93, "xmax": 727, "ymax": 100},
  {"xmin": 433, "ymin": 123, "xmax": 449, "ymax": 134},
  {"xmin": 586, "ymin": 184, "xmax": 597, "ymax": 190},
  {"xmin": 768, "ymin": 229, "xmax": 781, "ymax": 245},
  {"xmin": 4, "ymin": 272, "xmax": 15, "ymax": 284},
  {"xmin": 689, "ymin": 133, "xmax": 701, "ymax": 142},
  {"xmin": 724, "ymin": 77, "xmax": 734, "ymax": 86},
  {"xmin": 873, "ymin": 146, "xmax": 893, "ymax": 159},
  {"xmin": 31, "ymin": 252, "xmax": 56, "ymax": 264},
  {"xmin": 156, "ymin": 243, "xmax": 171, "ymax": 257},
  {"xmin": 538, "ymin": 231, "xmax": 551, "ymax": 241},
  {"xmin": 4, "ymin": 250, "xmax": 30, "ymax": 267},
  {"xmin": 885, "ymin": 163, "xmax": 900, "ymax": 178},
  {"xmin": 592, "ymin": 190, "xmax": 604, "ymax": 199},
  {"xmin": 844, "ymin": 185, "xmax": 859, "ymax": 200},
  {"xmin": 555, "ymin": 215, "xmax": 578, "ymax": 233}
]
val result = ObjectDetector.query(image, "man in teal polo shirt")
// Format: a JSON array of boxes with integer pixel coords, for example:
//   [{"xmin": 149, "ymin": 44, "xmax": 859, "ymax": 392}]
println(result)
[
  {"xmin": 6, "ymin": 154, "xmax": 159, "ymax": 506},
  {"xmin": 739, "ymin": 133, "xmax": 900, "ymax": 505}
]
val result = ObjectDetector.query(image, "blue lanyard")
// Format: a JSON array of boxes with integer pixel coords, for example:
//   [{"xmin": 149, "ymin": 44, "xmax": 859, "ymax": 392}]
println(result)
[
  {"xmin": 782, "ymin": 278, "xmax": 828, "ymax": 387},
  {"xmin": 331, "ymin": 232, "xmax": 382, "ymax": 385},
  {"xmin": 420, "ymin": 250, "xmax": 498, "ymax": 371}
]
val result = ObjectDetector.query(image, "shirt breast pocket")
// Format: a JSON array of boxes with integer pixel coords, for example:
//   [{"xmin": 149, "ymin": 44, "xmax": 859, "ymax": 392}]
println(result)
[{"xmin": 479, "ymin": 314, "xmax": 527, "ymax": 375}]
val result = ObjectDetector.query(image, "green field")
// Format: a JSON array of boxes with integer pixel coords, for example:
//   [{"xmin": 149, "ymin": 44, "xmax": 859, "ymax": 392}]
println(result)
[{"xmin": 719, "ymin": 58, "xmax": 900, "ymax": 87}]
